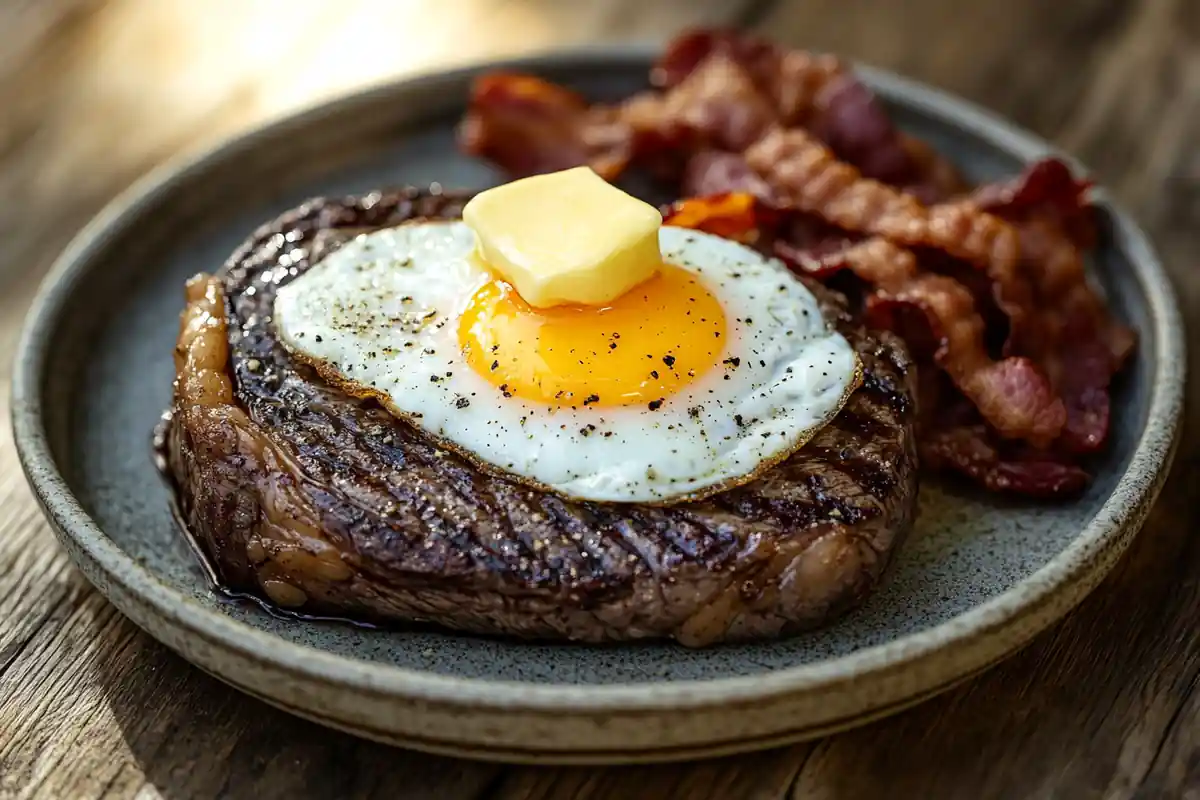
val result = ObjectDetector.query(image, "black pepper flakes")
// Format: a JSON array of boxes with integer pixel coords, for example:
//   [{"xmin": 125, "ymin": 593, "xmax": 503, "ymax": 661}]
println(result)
[
  {"xmin": 650, "ymin": 370, "xmax": 659, "ymax": 379},
  {"xmin": 723, "ymin": 357, "xmax": 741, "ymax": 368},
  {"xmin": 662, "ymin": 355, "xmax": 676, "ymax": 368},
  {"xmin": 455, "ymin": 397, "xmax": 470, "ymax": 409},
  {"xmin": 648, "ymin": 398, "xmax": 664, "ymax": 411},
  {"xmin": 490, "ymin": 360, "xmax": 499, "ymax": 371},
  {"xmin": 583, "ymin": 393, "xmax": 600, "ymax": 406}
]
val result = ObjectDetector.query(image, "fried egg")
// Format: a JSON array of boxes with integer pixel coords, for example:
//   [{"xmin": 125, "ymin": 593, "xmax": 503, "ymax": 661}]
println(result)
[{"xmin": 273, "ymin": 221, "xmax": 860, "ymax": 503}]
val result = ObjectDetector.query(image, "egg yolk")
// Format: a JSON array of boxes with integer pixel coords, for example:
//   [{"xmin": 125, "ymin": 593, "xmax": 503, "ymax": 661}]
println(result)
[{"xmin": 459, "ymin": 265, "xmax": 727, "ymax": 406}]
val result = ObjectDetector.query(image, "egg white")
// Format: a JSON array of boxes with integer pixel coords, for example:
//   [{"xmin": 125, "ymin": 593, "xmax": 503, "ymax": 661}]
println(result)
[{"xmin": 273, "ymin": 221, "xmax": 860, "ymax": 504}]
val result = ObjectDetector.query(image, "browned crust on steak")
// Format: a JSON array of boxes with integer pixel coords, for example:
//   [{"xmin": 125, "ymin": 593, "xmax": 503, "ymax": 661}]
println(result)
[{"xmin": 164, "ymin": 187, "xmax": 920, "ymax": 647}]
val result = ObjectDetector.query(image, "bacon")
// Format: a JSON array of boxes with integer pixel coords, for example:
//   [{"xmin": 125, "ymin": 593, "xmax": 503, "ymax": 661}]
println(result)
[
  {"xmin": 920, "ymin": 424, "xmax": 1090, "ymax": 498},
  {"xmin": 651, "ymin": 28, "xmax": 843, "ymax": 126},
  {"xmin": 974, "ymin": 157, "xmax": 1137, "ymax": 452},
  {"xmin": 623, "ymin": 53, "xmax": 777, "ymax": 157},
  {"xmin": 809, "ymin": 74, "xmax": 915, "ymax": 187},
  {"xmin": 771, "ymin": 215, "xmax": 860, "ymax": 278},
  {"xmin": 652, "ymin": 29, "xmax": 784, "ymax": 90},
  {"xmin": 861, "ymin": 271, "xmax": 1065, "ymax": 446},
  {"xmin": 650, "ymin": 29, "xmax": 962, "ymax": 194},
  {"xmin": 458, "ymin": 73, "xmax": 632, "ymax": 180},
  {"xmin": 681, "ymin": 150, "xmax": 774, "ymax": 200},
  {"xmin": 899, "ymin": 135, "xmax": 969, "ymax": 203},
  {"xmin": 973, "ymin": 156, "xmax": 1095, "ymax": 247},
  {"xmin": 464, "ymin": 29, "xmax": 964, "ymax": 198},
  {"xmin": 745, "ymin": 128, "xmax": 1035, "ymax": 345}
]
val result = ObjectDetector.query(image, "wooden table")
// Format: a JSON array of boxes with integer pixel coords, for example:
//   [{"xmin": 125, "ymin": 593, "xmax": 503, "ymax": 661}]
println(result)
[{"xmin": 1, "ymin": 1, "xmax": 1196, "ymax": 797}]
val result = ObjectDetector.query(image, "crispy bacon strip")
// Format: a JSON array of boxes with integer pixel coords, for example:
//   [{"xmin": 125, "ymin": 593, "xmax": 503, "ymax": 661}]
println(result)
[
  {"xmin": 458, "ymin": 73, "xmax": 631, "ymax": 180},
  {"xmin": 837, "ymin": 246, "xmax": 1063, "ymax": 446},
  {"xmin": 974, "ymin": 158, "xmax": 1136, "ymax": 451},
  {"xmin": 464, "ymin": 30, "xmax": 964, "ymax": 199},
  {"xmin": 651, "ymin": 29, "xmax": 962, "ymax": 196},
  {"xmin": 920, "ymin": 424, "xmax": 1090, "ymax": 497},
  {"xmin": 745, "ymin": 128, "xmax": 1034, "ymax": 341},
  {"xmin": 771, "ymin": 215, "xmax": 860, "ymax": 278},
  {"xmin": 808, "ymin": 74, "xmax": 915, "ymax": 188},
  {"xmin": 845, "ymin": 247, "xmax": 1064, "ymax": 446},
  {"xmin": 651, "ymin": 28, "xmax": 843, "ymax": 125},
  {"xmin": 681, "ymin": 150, "xmax": 775, "ymax": 200},
  {"xmin": 973, "ymin": 157, "xmax": 1095, "ymax": 247},
  {"xmin": 899, "ymin": 135, "xmax": 970, "ymax": 203},
  {"xmin": 623, "ymin": 52, "xmax": 778, "ymax": 157},
  {"xmin": 914, "ymin": 371, "xmax": 1088, "ymax": 497}
]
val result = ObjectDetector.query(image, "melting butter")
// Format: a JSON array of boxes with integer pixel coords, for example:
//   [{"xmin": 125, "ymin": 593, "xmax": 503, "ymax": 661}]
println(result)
[{"xmin": 462, "ymin": 166, "xmax": 662, "ymax": 308}]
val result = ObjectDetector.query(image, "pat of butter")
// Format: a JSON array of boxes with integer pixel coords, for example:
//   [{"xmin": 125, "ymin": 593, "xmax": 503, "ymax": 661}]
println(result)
[{"xmin": 462, "ymin": 166, "xmax": 663, "ymax": 308}]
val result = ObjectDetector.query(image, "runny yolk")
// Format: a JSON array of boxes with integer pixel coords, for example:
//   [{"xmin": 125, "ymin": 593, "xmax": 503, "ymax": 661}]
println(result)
[{"xmin": 459, "ymin": 265, "xmax": 727, "ymax": 407}]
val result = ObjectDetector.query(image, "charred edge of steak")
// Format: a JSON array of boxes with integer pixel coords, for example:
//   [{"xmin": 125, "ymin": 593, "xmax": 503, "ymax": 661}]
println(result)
[{"xmin": 164, "ymin": 186, "xmax": 919, "ymax": 647}]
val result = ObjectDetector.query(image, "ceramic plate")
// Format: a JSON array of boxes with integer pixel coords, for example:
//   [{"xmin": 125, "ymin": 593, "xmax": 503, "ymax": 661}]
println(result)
[{"xmin": 12, "ymin": 45, "xmax": 1184, "ymax": 764}]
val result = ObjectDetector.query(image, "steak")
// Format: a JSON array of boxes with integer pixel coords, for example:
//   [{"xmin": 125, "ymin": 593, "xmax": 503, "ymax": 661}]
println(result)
[{"xmin": 163, "ymin": 187, "xmax": 919, "ymax": 647}]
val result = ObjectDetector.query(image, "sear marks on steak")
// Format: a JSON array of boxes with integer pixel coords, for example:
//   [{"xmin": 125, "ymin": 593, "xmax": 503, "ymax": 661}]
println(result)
[{"xmin": 163, "ymin": 187, "xmax": 919, "ymax": 647}]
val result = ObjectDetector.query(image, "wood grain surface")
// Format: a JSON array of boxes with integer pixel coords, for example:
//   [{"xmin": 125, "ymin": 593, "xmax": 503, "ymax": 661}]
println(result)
[{"xmin": 0, "ymin": 0, "xmax": 1196, "ymax": 797}]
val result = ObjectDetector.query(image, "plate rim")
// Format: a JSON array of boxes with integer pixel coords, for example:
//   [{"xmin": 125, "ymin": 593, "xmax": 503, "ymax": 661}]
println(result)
[{"xmin": 11, "ymin": 43, "xmax": 1185, "ymax": 715}]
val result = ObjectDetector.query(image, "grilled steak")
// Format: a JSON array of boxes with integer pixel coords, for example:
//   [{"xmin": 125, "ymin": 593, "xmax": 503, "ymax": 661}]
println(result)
[{"xmin": 163, "ymin": 187, "xmax": 919, "ymax": 647}]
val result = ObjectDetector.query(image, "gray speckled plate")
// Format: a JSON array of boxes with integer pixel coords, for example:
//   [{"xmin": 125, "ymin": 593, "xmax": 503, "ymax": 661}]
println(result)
[{"xmin": 12, "ymin": 45, "xmax": 1184, "ymax": 764}]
